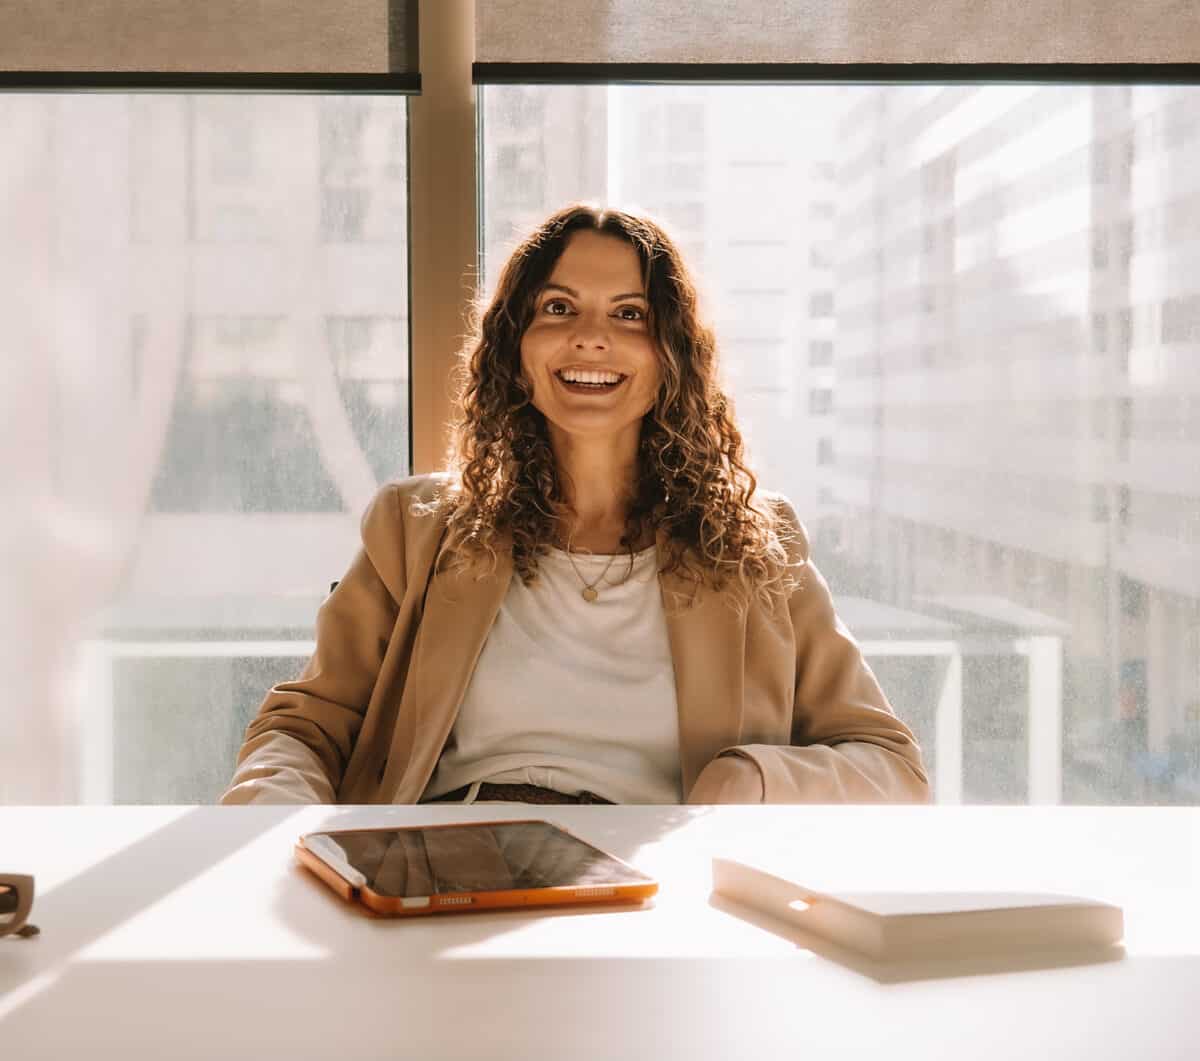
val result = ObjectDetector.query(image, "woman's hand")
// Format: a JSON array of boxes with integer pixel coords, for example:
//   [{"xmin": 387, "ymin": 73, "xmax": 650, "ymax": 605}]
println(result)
[{"xmin": 686, "ymin": 751, "xmax": 765, "ymax": 804}]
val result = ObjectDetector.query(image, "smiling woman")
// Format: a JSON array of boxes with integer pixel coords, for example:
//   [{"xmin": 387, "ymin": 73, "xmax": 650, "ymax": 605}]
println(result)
[
  {"xmin": 220, "ymin": 203, "xmax": 931, "ymax": 808},
  {"xmin": 518, "ymin": 229, "xmax": 662, "ymax": 552}
]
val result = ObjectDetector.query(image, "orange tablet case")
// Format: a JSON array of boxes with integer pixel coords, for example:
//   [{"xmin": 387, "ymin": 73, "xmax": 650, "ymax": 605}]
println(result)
[{"xmin": 295, "ymin": 819, "xmax": 658, "ymax": 917}]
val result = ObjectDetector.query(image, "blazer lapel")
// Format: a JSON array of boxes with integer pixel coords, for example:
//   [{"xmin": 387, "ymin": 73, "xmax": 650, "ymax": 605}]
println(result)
[
  {"xmin": 657, "ymin": 531, "xmax": 748, "ymax": 798},
  {"xmin": 386, "ymin": 537, "xmax": 514, "ymax": 802}
]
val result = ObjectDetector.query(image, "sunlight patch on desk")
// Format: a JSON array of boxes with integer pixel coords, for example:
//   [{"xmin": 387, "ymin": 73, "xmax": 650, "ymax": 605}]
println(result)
[
  {"xmin": 7, "ymin": 806, "xmax": 195, "ymax": 900},
  {"xmin": 1118, "ymin": 888, "xmax": 1200, "ymax": 957}
]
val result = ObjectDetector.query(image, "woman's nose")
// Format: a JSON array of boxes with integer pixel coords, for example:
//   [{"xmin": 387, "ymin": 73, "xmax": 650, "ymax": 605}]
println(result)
[{"xmin": 571, "ymin": 310, "xmax": 610, "ymax": 350}]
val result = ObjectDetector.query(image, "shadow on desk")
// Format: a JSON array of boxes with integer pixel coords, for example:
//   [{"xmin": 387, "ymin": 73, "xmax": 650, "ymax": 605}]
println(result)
[
  {"xmin": 0, "ymin": 806, "xmax": 306, "ymax": 1000},
  {"xmin": 708, "ymin": 893, "xmax": 1127, "ymax": 984}
]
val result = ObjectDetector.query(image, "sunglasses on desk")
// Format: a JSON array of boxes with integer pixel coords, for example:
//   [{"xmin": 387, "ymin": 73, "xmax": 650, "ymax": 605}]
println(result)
[{"xmin": 0, "ymin": 874, "xmax": 40, "ymax": 938}]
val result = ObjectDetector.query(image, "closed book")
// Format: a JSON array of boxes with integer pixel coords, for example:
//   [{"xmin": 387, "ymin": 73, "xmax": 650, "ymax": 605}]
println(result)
[{"xmin": 712, "ymin": 857, "xmax": 1124, "ymax": 961}]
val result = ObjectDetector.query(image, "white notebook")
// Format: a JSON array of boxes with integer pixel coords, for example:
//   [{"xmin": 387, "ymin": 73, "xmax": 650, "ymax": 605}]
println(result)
[{"xmin": 712, "ymin": 857, "xmax": 1124, "ymax": 961}]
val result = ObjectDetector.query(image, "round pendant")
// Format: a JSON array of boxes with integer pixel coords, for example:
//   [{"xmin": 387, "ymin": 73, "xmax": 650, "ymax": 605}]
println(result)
[{"xmin": 581, "ymin": 586, "xmax": 599, "ymax": 603}]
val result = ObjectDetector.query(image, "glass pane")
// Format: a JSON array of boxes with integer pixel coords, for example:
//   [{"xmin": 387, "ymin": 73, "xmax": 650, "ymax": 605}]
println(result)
[
  {"xmin": 0, "ymin": 94, "xmax": 409, "ymax": 802},
  {"xmin": 481, "ymin": 83, "xmax": 1200, "ymax": 806}
]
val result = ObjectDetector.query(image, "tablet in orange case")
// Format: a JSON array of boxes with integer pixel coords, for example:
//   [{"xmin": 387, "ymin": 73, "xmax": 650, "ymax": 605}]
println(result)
[{"xmin": 295, "ymin": 819, "xmax": 658, "ymax": 917}]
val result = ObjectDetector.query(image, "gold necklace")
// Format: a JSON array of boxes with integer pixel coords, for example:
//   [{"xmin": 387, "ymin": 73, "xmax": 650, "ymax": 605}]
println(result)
[{"xmin": 563, "ymin": 543, "xmax": 617, "ymax": 603}]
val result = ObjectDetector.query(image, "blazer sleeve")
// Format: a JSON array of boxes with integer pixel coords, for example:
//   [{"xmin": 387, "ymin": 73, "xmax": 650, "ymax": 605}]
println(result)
[
  {"xmin": 218, "ymin": 484, "xmax": 405, "ymax": 805},
  {"xmin": 693, "ymin": 498, "xmax": 932, "ymax": 805}
]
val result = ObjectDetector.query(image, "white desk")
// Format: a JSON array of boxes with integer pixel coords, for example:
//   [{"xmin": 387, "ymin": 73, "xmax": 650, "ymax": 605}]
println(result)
[{"xmin": 1, "ymin": 806, "xmax": 1197, "ymax": 1060}]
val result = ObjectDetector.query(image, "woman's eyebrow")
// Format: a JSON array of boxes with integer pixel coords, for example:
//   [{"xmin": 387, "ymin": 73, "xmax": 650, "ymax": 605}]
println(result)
[{"xmin": 542, "ymin": 282, "xmax": 647, "ymax": 302}]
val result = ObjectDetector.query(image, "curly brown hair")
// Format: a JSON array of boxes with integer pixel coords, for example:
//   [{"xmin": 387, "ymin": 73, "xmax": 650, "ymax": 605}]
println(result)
[{"xmin": 426, "ymin": 202, "xmax": 799, "ymax": 613}]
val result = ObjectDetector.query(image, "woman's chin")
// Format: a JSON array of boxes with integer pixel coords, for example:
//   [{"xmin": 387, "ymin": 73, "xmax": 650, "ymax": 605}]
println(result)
[{"xmin": 541, "ymin": 407, "xmax": 647, "ymax": 444}]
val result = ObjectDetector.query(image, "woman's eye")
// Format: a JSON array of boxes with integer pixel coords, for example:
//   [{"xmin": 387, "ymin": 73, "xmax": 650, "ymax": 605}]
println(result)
[
  {"xmin": 544, "ymin": 299, "xmax": 571, "ymax": 315},
  {"xmin": 615, "ymin": 306, "xmax": 645, "ymax": 321}
]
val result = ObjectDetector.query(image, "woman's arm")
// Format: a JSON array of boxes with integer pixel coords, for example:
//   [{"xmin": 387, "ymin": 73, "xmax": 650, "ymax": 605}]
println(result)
[
  {"xmin": 689, "ymin": 497, "xmax": 932, "ymax": 805},
  {"xmin": 219, "ymin": 484, "xmax": 406, "ymax": 805},
  {"xmin": 219, "ymin": 731, "xmax": 336, "ymax": 804}
]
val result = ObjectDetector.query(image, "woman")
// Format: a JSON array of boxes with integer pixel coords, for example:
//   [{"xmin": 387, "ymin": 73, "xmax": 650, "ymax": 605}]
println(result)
[{"xmin": 220, "ymin": 204, "xmax": 929, "ymax": 806}]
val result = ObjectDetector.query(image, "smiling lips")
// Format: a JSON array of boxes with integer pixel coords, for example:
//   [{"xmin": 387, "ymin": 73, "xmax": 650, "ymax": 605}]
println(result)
[{"xmin": 555, "ymin": 367, "xmax": 628, "ymax": 392}]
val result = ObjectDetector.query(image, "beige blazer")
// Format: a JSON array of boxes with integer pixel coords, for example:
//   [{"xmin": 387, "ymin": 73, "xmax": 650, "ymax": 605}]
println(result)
[{"xmin": 223, "ymin": 474, "xmax": 931, "ymax": 805}]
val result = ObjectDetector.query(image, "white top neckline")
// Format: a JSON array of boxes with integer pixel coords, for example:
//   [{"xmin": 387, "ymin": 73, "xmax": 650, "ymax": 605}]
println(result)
[{"xmin": 545, "ymin": 543, "xmax": 658, "ymax": 561}]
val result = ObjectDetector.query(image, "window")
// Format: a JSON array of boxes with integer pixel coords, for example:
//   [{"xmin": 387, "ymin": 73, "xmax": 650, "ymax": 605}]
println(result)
[
  {"xmin": 809, "ymin": 340, "xmax": 834, "ymax": 366},
  {"xmin": 5, "ymin": 92, "xmax": 409, "ymax": 802},
  {"xmin": 1117, "ymin": 397, "xmax": 1133, "ymax": 461},
  {"xmin": 809, "ymin": 388, "xmax": 834, "ymax": 415},
  {"xmin": 1120, "ymin": 576, "xmax": 1146, "ymax": 619},
  {"xmin": 9, "ymin": 4, "xmax": 1198, "ymax": 809},
  {"xmin": 809, "ymin": 291, "xmax": 834, "ymax": 318},
  {"xmin": 1162, "ymin": 294, "xmax": 1200, "ymax": 344},
  {"xmin": 481, "ymin": 80, "xmax": 1200, "ymax": 807}
]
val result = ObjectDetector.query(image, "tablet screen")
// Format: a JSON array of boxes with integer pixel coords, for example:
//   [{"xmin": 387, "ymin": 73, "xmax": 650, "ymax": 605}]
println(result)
[{"xmin": 308, "ymin": 822, "xmax": 653, "ymax": 898}]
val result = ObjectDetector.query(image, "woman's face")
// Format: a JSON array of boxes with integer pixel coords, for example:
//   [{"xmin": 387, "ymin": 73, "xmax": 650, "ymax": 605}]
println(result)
[{"xmin": 520, "ymin": 229, "xmax": 662, "ymax": 445}]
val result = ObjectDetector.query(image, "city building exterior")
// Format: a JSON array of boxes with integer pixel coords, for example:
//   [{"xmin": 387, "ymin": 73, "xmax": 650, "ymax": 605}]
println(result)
[{"xmin": 832, "ymin": 84, "xmax": 1200, "ymax": 800}]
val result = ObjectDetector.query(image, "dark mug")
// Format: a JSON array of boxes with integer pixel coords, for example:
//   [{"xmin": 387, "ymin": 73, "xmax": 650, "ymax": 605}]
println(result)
[{"xmin": 0, "ymin": 874, "xmax": 39, "ymax": 938}]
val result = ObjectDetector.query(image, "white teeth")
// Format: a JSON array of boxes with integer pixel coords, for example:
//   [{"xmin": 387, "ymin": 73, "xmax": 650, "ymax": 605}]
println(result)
[{"xmin": 558, "ymin": 369, "xmax": 623, "ymax": 385}]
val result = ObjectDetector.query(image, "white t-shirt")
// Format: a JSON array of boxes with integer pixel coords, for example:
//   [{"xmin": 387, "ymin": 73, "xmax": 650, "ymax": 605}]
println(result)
[{"xmin": 421, "ymin": 543, "xmax": 683, "ymax": 804}]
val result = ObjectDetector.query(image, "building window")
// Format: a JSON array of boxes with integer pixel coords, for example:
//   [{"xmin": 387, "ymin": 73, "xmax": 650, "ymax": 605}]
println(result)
[
  {"xmin": 1162, "ymin": 294, "xmax": 1200, "ymax": 344},
  {"xmin": 1092, "ymin": 311, "xmax": 1108, "ymax": 354},
  {"xmin": 809, "ymin": 339, "xmax": 834, "ymax": 366},
  {"xmin": 809, "ymin": 291, "xmax": 834, "ymax": 318},
  {"xmin": 1120, "ymin": 576, "xmax": 1146, "ymax": 619},
  {"xmin": 809, "ymin": 388, "xmax": 834, "ymax": 415}
]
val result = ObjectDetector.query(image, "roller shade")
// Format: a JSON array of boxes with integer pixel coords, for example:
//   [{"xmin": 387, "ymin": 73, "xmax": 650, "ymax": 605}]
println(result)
[
  {"xmin": 475, "ymin": 0, "xmax": 1200, "ymax": 81},
  {"xmin": 0, "ymin": 0, "xmax": 419, "ymax": 92}
]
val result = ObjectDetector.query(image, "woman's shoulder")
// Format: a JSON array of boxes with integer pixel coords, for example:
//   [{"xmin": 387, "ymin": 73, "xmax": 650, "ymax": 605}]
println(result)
[
  {"xmin": 750, "ymin": 487, "xmax": 812, "ymax": 564},
  {"xmin": 346, "ymin": 475, "xmax": 459, "ymax": 599},
  {"xmin": 365, "ymin": 472, "xmax": 458, "ymax": 514},
  {"xmin": 360, "ymin": 473, "xmax": 459, "ymax": 549},
  {"xmin": 385, "ymin": 471, "xmax": 458, "ymax": 505}
]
